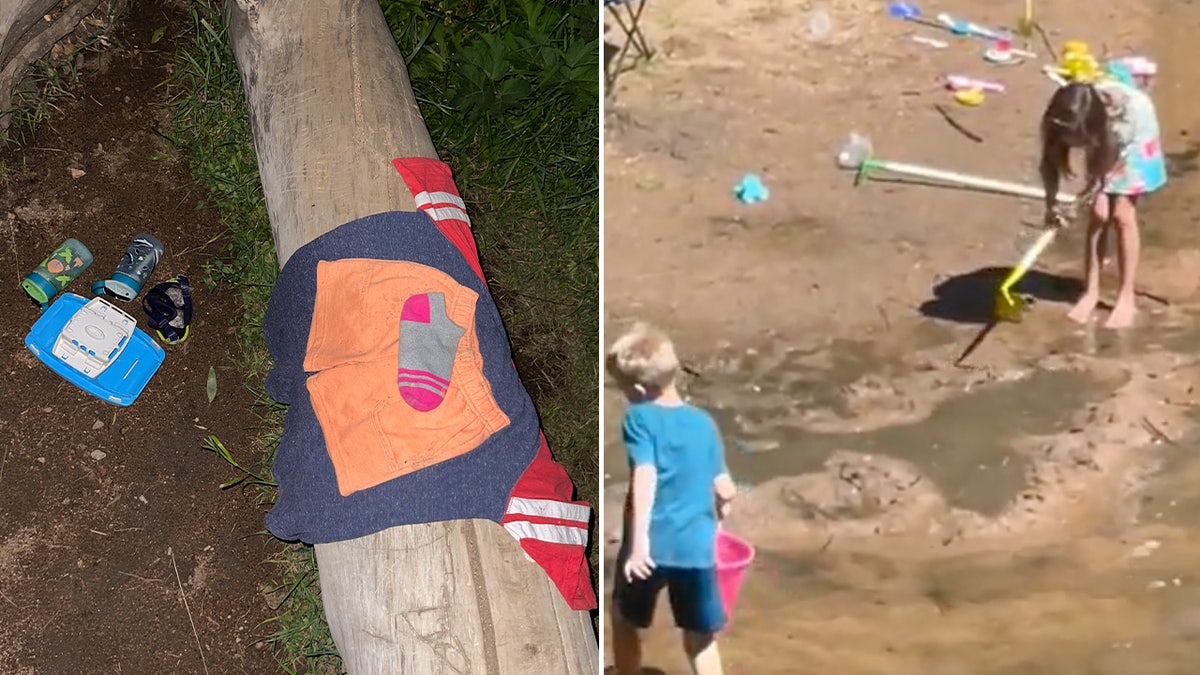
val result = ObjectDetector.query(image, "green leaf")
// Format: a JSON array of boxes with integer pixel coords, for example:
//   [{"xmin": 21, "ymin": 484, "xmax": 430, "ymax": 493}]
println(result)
[
  {"xmin": 499, "ymin": 78, "xmax": 532, "ymax": 103},
  {"xmin": 206, "ymin": 366, "xmax": 217, "ymax": 403}
]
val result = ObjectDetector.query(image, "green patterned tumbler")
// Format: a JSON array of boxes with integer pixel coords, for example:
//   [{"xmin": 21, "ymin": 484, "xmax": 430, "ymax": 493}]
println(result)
[{"xmin": 22, "ymin": 238, "xmax": 93, "ymax": 308}]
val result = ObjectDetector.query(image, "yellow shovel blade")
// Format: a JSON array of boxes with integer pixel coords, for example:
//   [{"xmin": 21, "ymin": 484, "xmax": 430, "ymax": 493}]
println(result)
[{"xmin": 994, "ymin": 287, "xmax": 1027, "ymax": 322}]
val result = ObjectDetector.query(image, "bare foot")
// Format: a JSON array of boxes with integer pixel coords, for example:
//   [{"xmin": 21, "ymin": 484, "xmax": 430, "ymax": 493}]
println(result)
[
  {"xmin": 1104, "ymin": 299, "xmax": 1137, "ymax": 329},
  {"xmin": 1067, "ymin": 293, "xmax": 1099, "ymax": 324}
]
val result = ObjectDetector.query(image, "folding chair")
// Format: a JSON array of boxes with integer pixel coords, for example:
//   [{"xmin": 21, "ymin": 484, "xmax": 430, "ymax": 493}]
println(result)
[{"xmin": 604, "ymin": 0, "xmax": 655, "ymax": 94}]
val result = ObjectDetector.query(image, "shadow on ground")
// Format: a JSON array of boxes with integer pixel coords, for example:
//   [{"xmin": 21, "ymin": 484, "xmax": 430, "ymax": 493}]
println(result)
[
  {"xmin": 919, "ymin": 266, "xmax": 1083, "ymax": 325},
  {"xmin": 1166, "ymin": 142, "xmax": 1199, "ymax": 177}
]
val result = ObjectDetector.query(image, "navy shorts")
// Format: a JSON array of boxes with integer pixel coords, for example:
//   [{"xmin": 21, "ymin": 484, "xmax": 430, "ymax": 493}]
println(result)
[{"xmin": 612, "ymin": 562, "xmax": 726, "ymax": 634}]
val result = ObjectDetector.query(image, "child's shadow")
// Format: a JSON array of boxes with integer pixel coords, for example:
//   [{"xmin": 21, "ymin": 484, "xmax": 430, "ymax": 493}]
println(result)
[
  {"xmin": 918, "ymin": 266, "xmax": 1084, "ymax": 325},
  {"xmin": 604, "ymin": 668, "xmax": 667, "ymax": 675}
]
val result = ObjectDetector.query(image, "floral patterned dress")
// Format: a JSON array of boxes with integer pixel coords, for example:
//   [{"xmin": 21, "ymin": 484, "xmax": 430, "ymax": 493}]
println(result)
[{"xmin": 1095, "ymin": 77, "xmax": 1168, "ymax": 196}]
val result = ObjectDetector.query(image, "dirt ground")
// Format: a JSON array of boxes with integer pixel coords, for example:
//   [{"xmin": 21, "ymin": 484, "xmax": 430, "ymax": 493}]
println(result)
[
  {"xmin": 604, "ymin": 0, "xmax": 1200, "ymax": 672},
  {"xmin": 0, "ymin": 4, "xmax": 278, "ymax": 674}
]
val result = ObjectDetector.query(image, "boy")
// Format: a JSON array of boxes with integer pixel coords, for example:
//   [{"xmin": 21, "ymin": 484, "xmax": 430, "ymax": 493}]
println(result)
[{"xmin": 606, "ymin": 323, "xmax": 737, "ymax": 675}]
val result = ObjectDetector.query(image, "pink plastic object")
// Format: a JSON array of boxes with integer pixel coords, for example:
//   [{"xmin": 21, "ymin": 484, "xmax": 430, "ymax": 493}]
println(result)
[
  {"xmin": 945, "ymin": 74, "xmax": 1006, "ymax": 93},
  {"xmin": 715, "ymin": 529, "xmax": 756, "ymax": 627}
]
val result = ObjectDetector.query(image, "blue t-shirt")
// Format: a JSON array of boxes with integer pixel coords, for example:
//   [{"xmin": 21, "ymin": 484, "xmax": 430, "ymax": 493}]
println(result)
[{"xmin": 623, "ymin": 401, "xmax": 725, "ymax": 569}]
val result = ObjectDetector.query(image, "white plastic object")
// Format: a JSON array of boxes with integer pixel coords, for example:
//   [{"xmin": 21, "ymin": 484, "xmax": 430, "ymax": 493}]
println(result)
[
  {"xmin": 1042, "ymin": 64, "xmax": 1069, "ymax": 86},
  {"xmin": 808, "ymin": 8, "xmax": 831, "ymax": 41},
  {"xmin": 935, "ymin": 12, "xmax": 1007, "ymax": 40},
  {"xmin": 911, "ymin": 35, "xmax": 948, "ymax": 49},
  {"xmin": 836, "ymin": 133, "xmax": 1078, "ymax": 205},
  {"xmin": 51, "ymin": 296, "xmax": 136, "ymax": 377},
  {"xmin": 836, "ymin": 132, "xmax": 874, "ymax": 170}
]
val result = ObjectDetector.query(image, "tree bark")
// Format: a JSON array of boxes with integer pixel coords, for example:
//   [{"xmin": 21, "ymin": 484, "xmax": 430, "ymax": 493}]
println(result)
[
  {"xmin": 1, "ymin": 0, "xmax": 104, "ymax": 135},
  {"xmin": 225, "ymin": 0, "xmax": 598, "ymax": 672}
]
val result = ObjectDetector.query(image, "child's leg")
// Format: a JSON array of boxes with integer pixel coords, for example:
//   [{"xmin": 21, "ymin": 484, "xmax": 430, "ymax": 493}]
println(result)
[
  {"xmin": 682, "ymin": 630, "xmax": 724, "ymax": 675},
  {"xmin": 1105, "ymin": 195, "xmax": 1141, "ymax": 329},
  {"xmin": 1068, "ymin": 196, "xmax": 1112, "ymax": 323},
  {"xmin": 610, "ymin": 560, "xmax": 663, "ymax": 675},
  {"xmin": 665, "ymin": 567, "xmax": 727, "ymax": 675},
  {"xmin": 610, "ymin": 610, "xmax": 644, "ymax": 675}
]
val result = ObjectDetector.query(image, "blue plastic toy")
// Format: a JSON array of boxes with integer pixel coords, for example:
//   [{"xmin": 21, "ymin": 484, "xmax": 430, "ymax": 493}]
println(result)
[
  {"xmin": 887, "ymin": 1, "xmax": 921, "ymax": 19},
  {"xmin": 734, "ymin": 174, "xmax": 770, "ymax": 204},
  {"xmin": 25, "ymin": 293, "xmax": 165, "ymax": 407}
]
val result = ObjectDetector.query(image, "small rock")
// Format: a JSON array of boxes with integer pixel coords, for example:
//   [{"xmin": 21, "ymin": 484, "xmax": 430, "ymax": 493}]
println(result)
[
  {"xmin": 138, "ymin": 494, "xmax": 148, "ymax": 504},
  {"xmin": 69, "ymin": 167, "xmax": 86, "ymax": 179},
  {"xmin": 90, "ymin": 449, "xmax": 107, "ymax": 461},
  {"xmin": 1149, "ymin": 579, "xmax": 1168, "ymax": 589},
  {"xmin": 1130, "ymin": 539, "xmax": 1161, "ymax": 558},
  {"xmin": 91, "ymin": 420, "xmax": 104, "ymax": 430}
]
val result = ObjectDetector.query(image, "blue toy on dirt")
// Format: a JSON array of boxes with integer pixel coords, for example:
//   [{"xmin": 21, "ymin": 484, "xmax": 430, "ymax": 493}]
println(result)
[{"xmin": 25, "ymin": 293, "xmax": 164, "ymax": 407}]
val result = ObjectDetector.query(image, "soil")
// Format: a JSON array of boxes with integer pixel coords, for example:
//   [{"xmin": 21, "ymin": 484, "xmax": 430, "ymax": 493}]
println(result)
[
  {"xmin": 604, "ymin": 0, "xmax": 1200, "ymax": 672},
  {"xmin": 0, "ymin": 4, "xmax": 279, "ymax": 674}
]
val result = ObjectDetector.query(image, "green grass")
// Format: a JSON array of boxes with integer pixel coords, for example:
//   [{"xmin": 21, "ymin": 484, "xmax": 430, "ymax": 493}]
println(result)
[{"xmin": 168, "ymin": 0, "xmax": 597, "ymax": 671}]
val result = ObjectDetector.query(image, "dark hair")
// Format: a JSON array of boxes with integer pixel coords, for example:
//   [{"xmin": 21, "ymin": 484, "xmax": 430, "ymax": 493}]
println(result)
[{"xmin": 1038, "ymin": 82, "xmax": 1118, "ymax": 211}]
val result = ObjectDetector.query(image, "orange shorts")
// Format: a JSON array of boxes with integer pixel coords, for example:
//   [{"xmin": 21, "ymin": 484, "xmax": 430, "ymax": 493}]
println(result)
[{"xmin": 305, "ymin": 258, "xmax": 510, "ymax": 496}]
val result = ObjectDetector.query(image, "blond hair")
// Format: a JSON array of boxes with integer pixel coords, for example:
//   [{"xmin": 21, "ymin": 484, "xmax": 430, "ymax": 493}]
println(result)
[{"xmin": 606, "ymin": 322, "xmax": 680, "ymax": 389}]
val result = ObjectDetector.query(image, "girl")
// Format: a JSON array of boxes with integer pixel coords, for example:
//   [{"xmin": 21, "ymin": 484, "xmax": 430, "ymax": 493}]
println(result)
[{"xmin": 1039, "ymin": 61, "xmax": 1168, "ymax": 329}]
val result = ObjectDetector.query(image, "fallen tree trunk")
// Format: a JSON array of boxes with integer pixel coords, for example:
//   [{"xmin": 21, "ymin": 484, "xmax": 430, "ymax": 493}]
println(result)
[
  {"xmin": 225, "ymin": 0, "xmax": 598, "ymax": 672},
  {"xmin": 0, "ymin": 0, "xmax": 103, "ymax": 135}
]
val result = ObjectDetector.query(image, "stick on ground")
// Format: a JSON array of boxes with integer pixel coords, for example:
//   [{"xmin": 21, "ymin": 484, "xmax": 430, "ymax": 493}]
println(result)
[
  {"xmin": 933, "ymin": 104, "xmax": 984, "ymax": 143},
  {"xmin": 171, "ymin": 550, "xmax": 210, "ymax": 675}
]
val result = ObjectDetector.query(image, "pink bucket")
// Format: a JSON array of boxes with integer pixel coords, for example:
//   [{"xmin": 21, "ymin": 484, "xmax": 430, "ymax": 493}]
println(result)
[{"xmin": 715, "ymin": 529, "xmax": 755, "ymax": 626}]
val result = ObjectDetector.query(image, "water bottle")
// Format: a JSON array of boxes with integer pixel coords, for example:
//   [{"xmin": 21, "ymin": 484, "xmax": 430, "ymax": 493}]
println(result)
[
  {"xmin": 92, "ymin": 233, "xmax": 164, "ymax": 302},
  {"xmin": 22, "ymin": 238, "xmax": 94, "ymax": 307}
]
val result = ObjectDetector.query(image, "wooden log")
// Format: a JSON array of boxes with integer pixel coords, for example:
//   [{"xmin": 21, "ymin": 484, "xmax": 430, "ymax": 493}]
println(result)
[
  {"xmin": 225, "ymin": 0, "xmax": 598, "ymax": 672},
  {"xmin": 1, "ymin": 0, "xmax": 104, "ymax": 134}
]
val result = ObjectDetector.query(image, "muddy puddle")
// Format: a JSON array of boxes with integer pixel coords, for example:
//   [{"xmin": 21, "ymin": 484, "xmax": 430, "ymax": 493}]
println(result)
[{"xmin": 606, "ymin": 338, "xmax": 1114, "ymax": 515}]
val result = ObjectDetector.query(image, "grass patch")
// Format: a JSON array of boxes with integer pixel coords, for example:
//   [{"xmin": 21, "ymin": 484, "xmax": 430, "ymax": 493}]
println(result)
[{"xmin": 169, "ymin": 0, "xmax": 597, "ymax": 670}]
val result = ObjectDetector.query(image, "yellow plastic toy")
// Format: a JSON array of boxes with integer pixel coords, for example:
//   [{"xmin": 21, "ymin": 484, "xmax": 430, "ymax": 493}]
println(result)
[
  {"xmin": 954, "ymin": 89, "xmax": 986, "ymax": 106},
  {"xmin": 1057, "ymin": 40, "xmax": 1101, "ymax": 82},
  {"xmin": 1016, "ymin": 0, "xmax": 1034, "ymax": 38},
  {"xmin": 994, "ymin": 227, "xmax": 1058, "ymax": 322}
]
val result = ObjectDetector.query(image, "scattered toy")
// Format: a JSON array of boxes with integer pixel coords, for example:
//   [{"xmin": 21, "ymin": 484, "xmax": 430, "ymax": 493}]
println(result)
[
  {"xmin": 945, "ymin": 74, "xmax": 1006, "ymax": 93},
  {"xmin": 936, "ymin": 12, "xmax": 1008, "ymax": 41},
  {"xmin": 911, "ymin": 34, "xmax": 948, "ymax": 49},
  {"xmin": 734, "ymin": 174, "xmax": 769, "ymax": 204},
  {"xmin": 995, "ymin": 225, "xmax": 1060, "ymax": 322},
  {"xmin": 1015, "ymin": 0, "xmax": 1036, "ymax": 38},
  {"xmin": 984, "ymin": 38, "xmax": 1037, "ymax": 64},
  {"xmin": 1055, "ymin": 40, "xmax": 1101, "ymax": 82},
  {"xmin": 25, "ymin": 293, "xmax": 165, "ymax": 406},
  {"xmin": 953, "ymin": 89, "xmax": 986, "ymax": 106},
  {"xmin": 887, "ymin": 1, "xmax": 921, "ymax": 19},
  {"xmin": 1042, "ymin": 64, "xmax": 1069, "ymax": 86},
  {"xmin": 836, "ymin": 133, "xmax": 1078, "ymax": 203}
]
